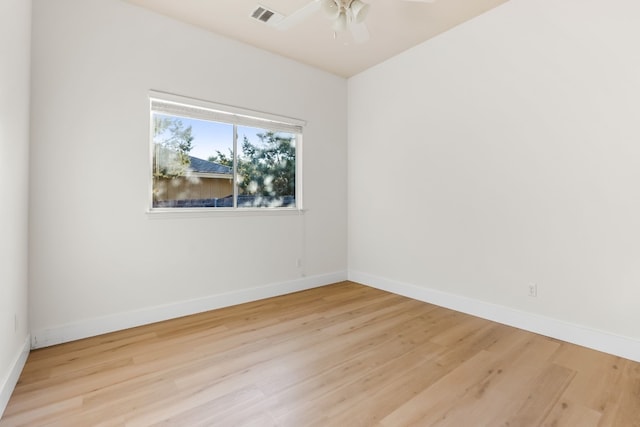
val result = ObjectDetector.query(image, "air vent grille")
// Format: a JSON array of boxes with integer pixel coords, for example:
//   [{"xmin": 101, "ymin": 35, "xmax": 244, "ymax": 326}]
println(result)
[
  {"xmin": 250, "ymin": 5, "xmax": 283, "ymax": 26},
  {"xmin": 252, "ymin": 7, "xmax": 273, "ymax": 22}
]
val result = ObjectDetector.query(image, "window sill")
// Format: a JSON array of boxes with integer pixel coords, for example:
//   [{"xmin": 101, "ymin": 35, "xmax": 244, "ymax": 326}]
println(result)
[{"xmin": 146, "ymin": 207, "xmax": 306, "ymax": 219}]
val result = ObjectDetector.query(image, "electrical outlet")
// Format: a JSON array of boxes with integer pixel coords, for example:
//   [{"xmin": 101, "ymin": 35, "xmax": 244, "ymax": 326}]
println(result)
[{"xmin": 528, "ymin": 283, "xmax": 538, "ymax": 297}]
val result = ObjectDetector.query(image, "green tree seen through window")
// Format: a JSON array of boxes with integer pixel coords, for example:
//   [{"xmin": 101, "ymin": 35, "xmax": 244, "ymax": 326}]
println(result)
[
  {"xmin": 209, "ymin": 131, "xmax": 295, "ymax": 198},
  {"xmin": 152, "ymin": 116, "xmax": 194, "ymax": 178}
]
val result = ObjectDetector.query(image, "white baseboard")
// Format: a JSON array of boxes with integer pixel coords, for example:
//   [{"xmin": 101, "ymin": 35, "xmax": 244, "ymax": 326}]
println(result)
[
  {"xmin": 0, "ymin": 334, "xmax": 30, "ymax": 418},
  {"xmin": 349, "ymin": 270, "xmax": 640, "ymax": 363},
  {"xmin": 31, "ymin": 271, "xmax": 347, "ymax": 349}
]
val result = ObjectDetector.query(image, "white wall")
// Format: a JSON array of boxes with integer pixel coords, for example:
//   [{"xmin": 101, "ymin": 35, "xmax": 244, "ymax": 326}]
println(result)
[
  {"xmin": 348, "ymin": 0, "xmax": 640, "ymax": 357},
  {"xmin": 0, "ymin": 0, "xmax": 32, "ymax": 415},
  {"xmin": 29, "ymin": 0, "xmax": 347, "ymax": 346},
  {"xmin": 24, "ymin": 0, "xmax": 640, "ymax": 362}
]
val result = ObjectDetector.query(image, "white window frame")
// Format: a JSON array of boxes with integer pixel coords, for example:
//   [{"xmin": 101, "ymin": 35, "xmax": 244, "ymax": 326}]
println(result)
[{"xmin": 147, "ymin": 91, "xmax": 305, "ymax": 216}]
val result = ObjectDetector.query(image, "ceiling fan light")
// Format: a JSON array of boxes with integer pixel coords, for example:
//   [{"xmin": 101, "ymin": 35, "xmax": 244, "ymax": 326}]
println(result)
[
  {"xmin": 350, "ymin": 0, "xmax": 370, "ymax": 24},
  {"xmin": 321, "ymin": 0, "xmax": 340, "ymax": 19},
  {"xmin": 332, "ymin": 11, "xmax": 347, "ymax": 32}
]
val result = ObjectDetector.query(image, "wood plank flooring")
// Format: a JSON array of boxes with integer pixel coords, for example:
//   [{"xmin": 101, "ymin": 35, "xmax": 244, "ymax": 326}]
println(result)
[{"xmin": 2, "ymin": 281, "xmax": 639, "ymax": 426}]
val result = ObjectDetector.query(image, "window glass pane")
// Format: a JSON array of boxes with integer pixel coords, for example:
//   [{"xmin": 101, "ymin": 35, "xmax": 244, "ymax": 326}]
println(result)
[
  {"xmin": 149, "ymin": 93, "xmax": 301, "ymax": 211},
  {"xmin": 152, "ymin": 113, "xmax": 234, "ymax": 208},
  {"xmin": 237, "ymin": 126, "xmax": 296, "ymax": 208}
]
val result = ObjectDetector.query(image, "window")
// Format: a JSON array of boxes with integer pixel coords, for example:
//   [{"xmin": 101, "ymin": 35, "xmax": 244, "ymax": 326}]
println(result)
[{"xmin": 149, "ymin": 92, "xmax": 304, "ymax": 211}]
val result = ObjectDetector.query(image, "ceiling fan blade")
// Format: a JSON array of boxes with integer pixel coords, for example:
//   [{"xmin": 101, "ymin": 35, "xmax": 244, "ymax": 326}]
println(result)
[
  {"xmin": 275, "ymin": 0, "xmax": 322, "ymax": 30},
  {"xmin": 350, "ymin": 22, "xmax": 369, "ymax": 44}
]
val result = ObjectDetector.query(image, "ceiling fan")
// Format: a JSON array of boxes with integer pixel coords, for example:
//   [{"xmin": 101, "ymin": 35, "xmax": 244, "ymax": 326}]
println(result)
[{"xmin": 273, "ymin": 0, "xmax": 435, "ymax": 43}]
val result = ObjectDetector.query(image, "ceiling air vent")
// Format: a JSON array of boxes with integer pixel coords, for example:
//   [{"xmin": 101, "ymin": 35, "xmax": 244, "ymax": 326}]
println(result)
[{"xmin": 250, "ymin": 5, "xmax": 284, "ymax": 26}]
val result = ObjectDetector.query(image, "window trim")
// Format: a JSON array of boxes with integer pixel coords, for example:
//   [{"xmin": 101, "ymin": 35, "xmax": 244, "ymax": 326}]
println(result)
[{"xmin": 147, "ymin": 91, "xmax": 305, "ymax": 216}]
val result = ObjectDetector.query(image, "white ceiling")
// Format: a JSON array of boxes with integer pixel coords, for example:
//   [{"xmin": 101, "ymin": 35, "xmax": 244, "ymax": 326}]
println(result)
[{"xmin": 124, "ymin": 0, "xmax": 509, "ymax": 77}]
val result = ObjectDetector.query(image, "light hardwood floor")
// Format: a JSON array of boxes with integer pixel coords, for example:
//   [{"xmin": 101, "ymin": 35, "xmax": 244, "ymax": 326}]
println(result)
[{"xmin": 2, "ymin": 282, "xmax": 639, "ymax": 426}]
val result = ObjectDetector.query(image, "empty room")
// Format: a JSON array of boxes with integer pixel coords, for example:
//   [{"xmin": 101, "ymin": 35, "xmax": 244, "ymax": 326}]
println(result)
[{"xmin": 1, "ymin": 0, "xmax": 639, "ymax": 425}]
